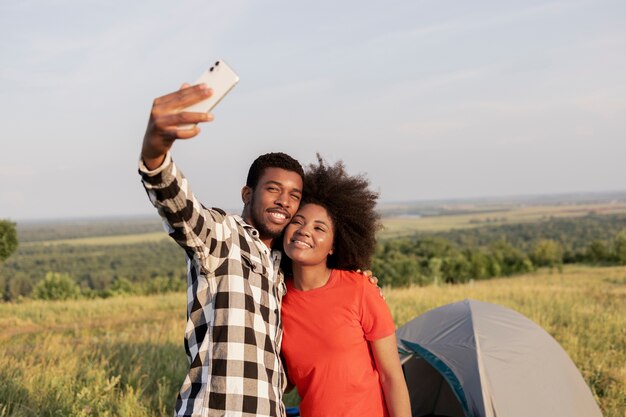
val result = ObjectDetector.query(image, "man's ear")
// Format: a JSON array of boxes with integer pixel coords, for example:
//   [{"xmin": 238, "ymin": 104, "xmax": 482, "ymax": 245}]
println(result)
[{"xmin": 241, "ymin": 186, "xmax": 252, "ymax": 205}]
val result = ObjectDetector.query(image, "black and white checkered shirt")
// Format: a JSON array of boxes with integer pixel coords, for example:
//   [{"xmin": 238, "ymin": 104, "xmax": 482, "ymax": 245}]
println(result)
[{"xmin": 140, "ymin": 154, "xmax": 287, "ymax": 417}]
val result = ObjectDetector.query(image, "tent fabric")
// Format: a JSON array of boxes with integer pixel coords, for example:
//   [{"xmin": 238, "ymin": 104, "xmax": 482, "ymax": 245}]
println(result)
[{"xmin": 397, "ymin": 299, "xmax": 603, "ymax": 417}]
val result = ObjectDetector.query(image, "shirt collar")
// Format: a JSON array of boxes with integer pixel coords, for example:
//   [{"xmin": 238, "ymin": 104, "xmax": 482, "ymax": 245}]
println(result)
[
  {"xmin": 233, "ymin": 215, "xmax": 275, "ymax": 253},
  {"xmin": 233, "ymin": 214, "xmax": 259, "ymax": 237}
]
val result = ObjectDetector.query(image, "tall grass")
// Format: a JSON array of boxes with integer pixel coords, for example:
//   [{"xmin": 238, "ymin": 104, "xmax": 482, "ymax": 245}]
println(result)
[
  {"xmin": 0, "ymin": 296, "xmax": 186, "ymax": 416},
  {"xmin": 1, "ymin": 266, "xmax": 624, "ymax": 416}
]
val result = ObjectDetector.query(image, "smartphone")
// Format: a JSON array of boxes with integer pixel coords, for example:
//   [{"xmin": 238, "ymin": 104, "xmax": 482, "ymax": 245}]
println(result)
[{"xmin": 180, "ymin": 59, "xmax": 239, "ymax": 129}]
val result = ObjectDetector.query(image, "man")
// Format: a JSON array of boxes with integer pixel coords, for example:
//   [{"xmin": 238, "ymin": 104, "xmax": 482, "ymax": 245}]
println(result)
[{"xmin": 140, "ymin": 83, "xmax": 376, "ymax": 417}]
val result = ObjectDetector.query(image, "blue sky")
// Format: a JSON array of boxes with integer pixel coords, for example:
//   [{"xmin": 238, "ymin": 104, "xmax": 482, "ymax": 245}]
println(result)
[{"xmin": 1, "ymin": 0, "xmax": 625, "ymax": 220}]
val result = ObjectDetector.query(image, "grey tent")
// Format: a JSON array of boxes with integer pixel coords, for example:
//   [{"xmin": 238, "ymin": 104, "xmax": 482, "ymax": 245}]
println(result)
[{"xmin": 396, "ymin": 299, "xmax": 603, "ymax": 417}]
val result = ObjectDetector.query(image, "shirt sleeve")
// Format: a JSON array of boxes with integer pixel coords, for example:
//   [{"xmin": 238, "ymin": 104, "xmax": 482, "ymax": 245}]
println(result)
[
  {"xmin": 138, "ymin": 152, "xmax": 229, "ymax": 271},
  {"xmin": 359, "ymin": 278, "xmax": 396, "ymax": 341}
]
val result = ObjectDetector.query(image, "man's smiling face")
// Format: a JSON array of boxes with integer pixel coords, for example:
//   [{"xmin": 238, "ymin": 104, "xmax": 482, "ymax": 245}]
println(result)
[{"xmin": 243, "ymin": 167, "xmax": 303, "ymax": 243}]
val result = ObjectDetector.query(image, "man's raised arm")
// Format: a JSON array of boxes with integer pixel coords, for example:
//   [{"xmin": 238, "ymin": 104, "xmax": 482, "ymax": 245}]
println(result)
[{"xmin": 139, "ymin": 83, "xmax": 227, "ymax": 258}]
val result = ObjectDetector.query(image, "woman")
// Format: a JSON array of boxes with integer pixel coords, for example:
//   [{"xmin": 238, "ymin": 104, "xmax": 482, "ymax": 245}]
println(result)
[{"xmin": 280, "ymin": 156, "xmax": 411, "ymax": 417}]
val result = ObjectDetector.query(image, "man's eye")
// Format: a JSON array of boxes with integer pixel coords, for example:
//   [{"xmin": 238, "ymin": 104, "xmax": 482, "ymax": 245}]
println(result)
[{"xmin": 291, "ymin": 194, "xmax": 301, "ymax": 201}]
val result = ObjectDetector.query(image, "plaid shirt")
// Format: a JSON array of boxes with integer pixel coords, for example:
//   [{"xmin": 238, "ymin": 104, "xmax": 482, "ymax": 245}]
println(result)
[{"xmin": 140, "ymin": 154, "xmax": 287, "ymax": 417}]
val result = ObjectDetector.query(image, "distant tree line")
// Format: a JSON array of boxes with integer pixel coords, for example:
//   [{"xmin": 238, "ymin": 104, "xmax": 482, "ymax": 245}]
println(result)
[
  {"xmin": 0, "ymin": 239, "xmax": 187, "ymax": 301},
  {"xmin": 27, "ymin": 271, "xmax": 186, "ymax": 301},
  {"xmin": 432, "ymin": 212, "xmax": 626, "ymax": 256},
  {"xmin": 2, "ymin": 213, "xmax": 626, "ymax": 300},
  {"xmin": 17, "ymin": 217, "xmax": 164, "ymax": 243},
  {"xmin": 374, "ymin": 213, "xmax": 626, "ymax": 286}
]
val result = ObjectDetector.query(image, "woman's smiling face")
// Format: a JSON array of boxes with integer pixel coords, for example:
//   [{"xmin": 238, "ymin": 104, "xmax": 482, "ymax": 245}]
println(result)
[{"xmin": 283, "ymin": 203, "xmax": 334, "ymax": 267}]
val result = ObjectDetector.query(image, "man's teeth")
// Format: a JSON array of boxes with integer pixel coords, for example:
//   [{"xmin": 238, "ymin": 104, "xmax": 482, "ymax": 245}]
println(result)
[{"xmin": 270, "ymin": 212, "xmax": 286, "ymax": 219}]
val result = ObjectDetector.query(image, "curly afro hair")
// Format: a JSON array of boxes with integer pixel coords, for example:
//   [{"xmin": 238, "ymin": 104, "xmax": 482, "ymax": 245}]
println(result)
[{"xmin": 301, "ymin": 154, "xmax": 381, "ymax": 271}]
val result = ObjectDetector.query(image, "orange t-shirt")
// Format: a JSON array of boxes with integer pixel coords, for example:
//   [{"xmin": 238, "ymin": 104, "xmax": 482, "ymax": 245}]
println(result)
[{"xmin": 281, "ymin": 269, "xmax": 396, "ymax": 417}]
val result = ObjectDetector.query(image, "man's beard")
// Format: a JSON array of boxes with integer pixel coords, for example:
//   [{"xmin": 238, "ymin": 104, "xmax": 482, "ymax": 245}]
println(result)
[
  {"xmin": 253, "ymin": 213, "xmax": 283, "ymax": 239},
  {"xmin": 249, "ymin": 196, "xmax": 285, "ymax": 240}
]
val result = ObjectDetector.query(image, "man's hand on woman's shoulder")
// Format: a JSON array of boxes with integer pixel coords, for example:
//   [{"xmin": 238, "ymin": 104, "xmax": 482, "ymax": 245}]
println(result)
[{"xmin": 357, "ymin": 269, "xmax": 385, "ymax": 299}]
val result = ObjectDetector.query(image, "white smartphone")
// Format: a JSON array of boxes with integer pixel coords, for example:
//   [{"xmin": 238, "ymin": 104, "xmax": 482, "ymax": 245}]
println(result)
[{"xmin": 180, "ymin": 59, "xmax": 240, "ymax": 129}]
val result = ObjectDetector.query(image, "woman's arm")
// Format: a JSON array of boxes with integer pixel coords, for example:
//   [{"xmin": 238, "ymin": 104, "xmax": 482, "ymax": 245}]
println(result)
[{"xmin": 371, "ymin": 333, "xmax": 411, "ymax": 417}]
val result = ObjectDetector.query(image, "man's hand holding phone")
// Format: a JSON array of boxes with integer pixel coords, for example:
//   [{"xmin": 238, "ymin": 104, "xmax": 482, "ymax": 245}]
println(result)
[
  {"xmin": 141, "ymin": 60, "xmax": 239, "ymax": 171},
  {"xmin": 142, "ymin": 84, "xmax": 214, "ymax": 170}
]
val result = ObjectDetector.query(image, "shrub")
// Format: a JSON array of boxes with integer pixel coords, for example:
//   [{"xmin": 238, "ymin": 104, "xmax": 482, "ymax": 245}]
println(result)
[
  {"xmin": 110, "ymin": 277, "xmax": 136, "ymax": 296},
  {"xmin": 614, "ymin": 230, "xmax": 626, "ymax": 265},
  {"xmin": 142, "ymin": 276, "xmax": 186, "ymax": 295},
  {"xmin": 3, "ymin": 272, "xmax": 33, "ymax": 301},
  {"xmin": 33, "ymin": 272, "xmax": 81, "ymax": 301},
  {"xmin": 531, "ymin": 239, "xmax": 564, "ymax": 270}
]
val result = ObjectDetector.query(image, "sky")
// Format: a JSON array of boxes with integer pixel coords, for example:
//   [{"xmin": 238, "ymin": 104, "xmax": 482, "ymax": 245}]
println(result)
[{"xmin": 1, "ymin": 0, "xmax": 625, "ymax": 221}]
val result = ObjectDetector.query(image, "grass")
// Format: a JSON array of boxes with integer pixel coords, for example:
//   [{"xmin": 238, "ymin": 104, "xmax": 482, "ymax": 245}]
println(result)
[
  {"xmin": 0, "ymin": 296, "xmax": 186, "ymax": 417},
  {"xmin": 1, "ymin": 265, "xmax": 624, "ymax": 416}
]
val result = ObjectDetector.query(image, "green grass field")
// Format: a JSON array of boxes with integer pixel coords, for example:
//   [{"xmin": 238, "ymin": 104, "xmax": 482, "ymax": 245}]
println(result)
[{"xmin": 1, "ymin": 265, "xmax": 623, "ymax": 416}]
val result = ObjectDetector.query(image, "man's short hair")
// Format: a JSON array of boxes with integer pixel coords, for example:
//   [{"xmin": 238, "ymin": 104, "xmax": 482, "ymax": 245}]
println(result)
[{"xmin": 246, "ymin": 152, "xmax": 305, "ymax": 188}]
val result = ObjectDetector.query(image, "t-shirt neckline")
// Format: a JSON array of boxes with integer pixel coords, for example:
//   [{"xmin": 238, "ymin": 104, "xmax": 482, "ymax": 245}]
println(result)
[{"xmin": 288, "ymin": 269, "xmax": 338, "ymax": 294}]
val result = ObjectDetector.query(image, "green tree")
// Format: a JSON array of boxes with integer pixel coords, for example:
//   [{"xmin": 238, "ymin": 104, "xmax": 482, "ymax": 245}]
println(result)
[
  {"xmin": 531, "ymin": 239, "xmax": 564, "ymax": 271},
  {"xmin": 489, "ymin": 240, "xmax": 534, "ymax": 275},
  {"xmin": 110, "ymin": 277, "xmax": 136, "ymax": 295},
  {"xmin": 614, "ymin": 230, "xmax": 626, "ymax": 265},
  {"xmin": 427, "ymin": 257, "xmax": 443, "ymax": 286},
  {"xmin": 0, "ymin": 219, "xmax": 18, "ymax": 262},
  {"xmin": 586, "ymin": 240, "xmax": 610, "ymax": 263},
  {"xmin": 441, "ymin": 255, "xmax": 472, "ymax": 284},
  {"xmin": 3, "ymin": 272, "xmax": 33, "ymax": 301},
  {"xmin": 466, "ymin": 248, "xmax": 490, "ymax": 280},
  {"xmin": 33, "ymin": 272, "xmax": 81, "ymax": 300},
  {"xmin": 143, "ymin": 275, "xmax": 186, "ymax": 295},
  {"xmin": 373, "ymin": 250, "xmax": 421, "ymax": 287}
]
